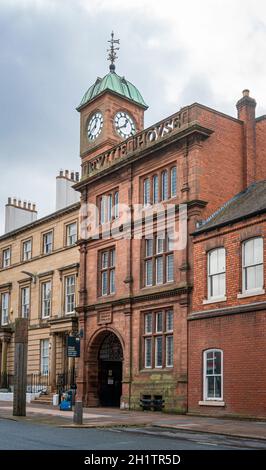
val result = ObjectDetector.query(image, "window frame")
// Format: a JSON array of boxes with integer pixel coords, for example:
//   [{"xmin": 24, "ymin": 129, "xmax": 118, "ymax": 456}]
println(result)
[
  {"xmin": 142, "ymin": 309, "xmax": 174, "ymax": 370},
  {"xmin": 64, "ymin": 274, "xmax": 76, "ymax": 314},
  {"xmin": 41, "ymin": 280, "xmax": 52, "ymax": 319},
  {"xmin": 143, "ymin": 232, "xmax": 174, "ymax": 287},
  {"xmin": 98, "ymin": 247, "xmax": 116, "ymax": 297},
  {"xmin": 40, "ymin": 338, "xmax": 49, "ymax": 375},
  {"xmin": 242, "ymin": 237, "xmax": 264, "ymax": 294},
  {"xmin": 42, "ymin": 230, "xmax": 53, "ymax": 255},
  {"xmin": 20, "ymin": 285, "xmax": 30, "ymax": 318},
  {"xmin": 65, "ymin": 221, "xmax": 78, "ymax": 247},
  {"xmin": 2, "ymin": 247, "xmax": 11, "ymax": 268},
  {"xmin": 207, "ymin": 247, "xmax": 226, "ymax": 300},
  {"xmin": 203, "ymin": 349, "xmax": 223, "ymax": 401},
  {"xmin": 22, "ymin": 238, "xmax": 32, "ymax": 262},
  {"xmin": 1, "ymin": 292, "xmax": 9, "ymax": 326},
  {"xmin": 98, "ymin": 188, "xmax": 119, "ymax": 225}
]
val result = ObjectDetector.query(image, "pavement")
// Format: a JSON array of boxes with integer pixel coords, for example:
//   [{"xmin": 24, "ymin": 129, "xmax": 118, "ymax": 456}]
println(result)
[{"xmin": 0, "ymin": 400, "xmax": 265, "ymax": 441}]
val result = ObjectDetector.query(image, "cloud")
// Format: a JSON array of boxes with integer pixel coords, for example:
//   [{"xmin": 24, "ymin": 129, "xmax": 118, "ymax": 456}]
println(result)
[{"xmin": 0, "ymin": 0, "xmax": 266, "ymax": 234}]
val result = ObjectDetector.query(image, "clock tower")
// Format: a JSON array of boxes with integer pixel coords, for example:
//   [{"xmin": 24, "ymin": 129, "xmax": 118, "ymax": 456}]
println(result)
[{"xmin": 77, "ymin": 32, "xmax": 148, "ymax": 164}]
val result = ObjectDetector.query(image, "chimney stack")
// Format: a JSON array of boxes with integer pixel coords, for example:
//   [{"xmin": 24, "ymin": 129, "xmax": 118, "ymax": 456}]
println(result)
[
  {"xmin": 236, "ymin": 89, "xmax": 257, "ymax": 187},
  {"xmin": 5, "ymin": 198, "xmax": 37, "ymax": 233},
  {"xmin": 55, "ymin": 169, "xmax": 80, "ymax": 211}
]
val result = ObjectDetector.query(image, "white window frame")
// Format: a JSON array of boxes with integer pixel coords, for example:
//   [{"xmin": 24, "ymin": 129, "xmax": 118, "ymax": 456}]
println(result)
[
  {"xmin": 66, "ymin": 222, "xmax": 77, "ymax": 246},
  {"xmin": 242, "ymin": 237, "xmax": 264, "ymax": 294},
  {"xmin": 143, "ymin": 178, "xmax": 150, "ymax": 206},
  {"xmin": 166, "ymin": 335, "xmax": 174, "ymax": 367},
  {"xmin": 144, "ymin": 337, "xmax": 152, "ymax": 368},
  {"xmin": 1, "ymin": 292, "xmax": 9, "ymax": 325},
  {"xmin": 65, "ymin": 275, "xmax": 76, "ymax": 314},
  {"xmin": 21, "ymin": 286, "xmax": 30, "ymax": 318},
  {"xmin": 207, "ymin": 248, "xmax": 226, "ymax": 300},
  {"xmin": 155, "ymin": 336, "xmax": 163, "ymax": 368},
  {"xmin": 170, "ymin": 167, "xmax": 177, "ymax": 198},
  {"xmin": 41, "ymin": 281, "xmax": 51, "ymax": 318},
  {"xmin": 22, "ymin": 240, "xmax": 32, "ymax": 261},
  {"xmin": 153, "ymin": 174, "xmax": 159, "ymax": 204},
  {"xmin": 2, "ymin": 248, "xmax": 11, "ymax": 268},
  {"xmin": 40, "ymin": 339, "xmax": 49, "ymax": 375},
  {"xmin": 161, "ymin": 170, "xmax": 168, "ymax": 201},
  {"xmin": 203, "ymin": 349, "xmax": 223, "ymax": 401},
  {"xmin": 43, "ymin": 232, "xmax": 53, "ymax": 255}
]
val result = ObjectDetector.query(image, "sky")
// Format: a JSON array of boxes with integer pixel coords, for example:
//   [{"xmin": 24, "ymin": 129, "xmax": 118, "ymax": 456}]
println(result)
[{"xmin": 0, "ymin": 0, "xmax": 266, "ymax": 234}]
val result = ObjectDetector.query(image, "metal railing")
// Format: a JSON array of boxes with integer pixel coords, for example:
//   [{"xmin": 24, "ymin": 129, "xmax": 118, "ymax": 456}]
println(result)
[
  {"xmin": 0, "ymin": 372, "xmax": 49, "ymax": 394},
  {"xmin": 56, "ymin": 368, "xmax": 76, "ymax": 395}
]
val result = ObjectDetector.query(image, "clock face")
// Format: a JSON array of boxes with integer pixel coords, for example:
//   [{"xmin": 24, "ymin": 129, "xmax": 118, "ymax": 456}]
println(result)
[
  {"xmin": 114, "ymin": 111, "xmax": 136, "ymax": 138},
  {"xmin": 87, "ymin": 112, "xmax": 103, "ymax": 141}
]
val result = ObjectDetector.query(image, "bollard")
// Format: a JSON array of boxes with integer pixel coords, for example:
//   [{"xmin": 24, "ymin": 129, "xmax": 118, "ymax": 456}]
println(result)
[{"xmin": 73, "ymin": 400, "xmax": 83, "ymax": 425}]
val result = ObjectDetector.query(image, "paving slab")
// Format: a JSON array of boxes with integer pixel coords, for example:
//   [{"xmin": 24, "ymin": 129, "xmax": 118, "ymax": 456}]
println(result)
[{"xmin": 0, "ymin": 401, "xmax": 265, "ymax": 440}]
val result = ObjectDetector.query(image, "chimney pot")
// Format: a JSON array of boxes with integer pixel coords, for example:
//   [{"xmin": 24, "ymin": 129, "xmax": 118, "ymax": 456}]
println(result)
[
  {"xmin": 7, "ymin": 197, "xmax": 11, "ymax": 205},
  {"xmin": 23, "ymin": 201, "xmax": 27, "ymax": 208},
  {"xmin": 65, "ymin": 170, "xmax": 69, "ymax": 178},
  {"xmin": 13, "ymin": 198, "xmax": 17, "ymax": 206},
  {"xmin": 28, "ymin": 202, "xmax": 31, "ymax": 210},
  {"xmin": 71, "ymin": 171, "xmax": 75, "ymax": 181},
  {"xmin": 32, "ymin": 203, "xmax": 36, "ymax": 211},
  {"xmin": 243, "ymin": 89, "xmax": 250, "ymax": 97},
  {"xmin": 18, "ymin": 199, "xmax": 21, "ymax": 207},
  {"xmin": 75, "ymin": 172, "xmax": 79, "ymax": 181},
  {"xmin": 59, "ymin": 169, "xmax": 64, "ymax": 177}
]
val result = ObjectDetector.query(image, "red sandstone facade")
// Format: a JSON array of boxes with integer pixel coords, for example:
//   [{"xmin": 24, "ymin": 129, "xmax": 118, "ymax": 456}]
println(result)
[{"xmin": 74, "ymin": 68, "xmax": 266, "ymax": 415}]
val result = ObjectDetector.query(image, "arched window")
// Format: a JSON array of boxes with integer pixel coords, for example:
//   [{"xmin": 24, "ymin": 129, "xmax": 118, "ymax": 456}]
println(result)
[
  {"xmin": 207, "ymin": 248, "xmax": 226, "ymax": 300},
  {"xmin": 161, "ymin": 170, "xmax": 168, "ymax": 201},
  {"xmin": 153, "ymin": 175, "xmax": 159, "ymax": 203},
  {"xmin": 143, "ymin": 178, "xmax": 150, "ymax": 206},
  {"xmin": 203, "ymin": 349, "xmax": 223, "ymax": 400},
  {"xmin": 170, "ymin": 167, "xmax": 177, "ymax": 197},
  {"xmin": 242, "ymin": 237, "xmax": 264, "ymax": 293}
]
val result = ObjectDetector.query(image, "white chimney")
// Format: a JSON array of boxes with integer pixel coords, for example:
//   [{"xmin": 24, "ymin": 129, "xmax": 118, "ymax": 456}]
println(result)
[
  {"xmin": 56, "ymin": 170, "xmax": 80, "ymax": 211},
  {"xmin": 5, "ymin": 198, "xmax": 37, "ymax": 233}
]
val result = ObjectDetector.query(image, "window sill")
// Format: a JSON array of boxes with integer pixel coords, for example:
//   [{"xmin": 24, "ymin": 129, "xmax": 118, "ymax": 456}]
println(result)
[
  {"xmin": 237, "ymin": 289, "xmax": 265, "ymax": 299},
  {"xmin": 199, "ymin": 400, "xmax": 225, "ymax": 407},
  {"xmin": 203, "ymin": 296, "xmax": 227, "ymax": 305}
]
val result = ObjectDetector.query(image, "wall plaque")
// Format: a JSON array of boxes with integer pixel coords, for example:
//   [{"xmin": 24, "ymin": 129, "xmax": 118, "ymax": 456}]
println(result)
[{"xmin": 98, "ymin": 310, "xmax": 112, "ymax": 325}]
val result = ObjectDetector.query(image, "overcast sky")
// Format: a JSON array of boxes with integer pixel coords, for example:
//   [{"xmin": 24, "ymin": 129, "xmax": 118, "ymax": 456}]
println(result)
[{"xmin": 1, "ymin": 0, "xmax": 266, "ymax": 234}]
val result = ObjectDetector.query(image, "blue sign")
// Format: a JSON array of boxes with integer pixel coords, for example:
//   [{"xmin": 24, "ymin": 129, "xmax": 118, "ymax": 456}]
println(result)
[{"xmin": 67, "ymin": 336, "xmax": 80, "ymax": 357}]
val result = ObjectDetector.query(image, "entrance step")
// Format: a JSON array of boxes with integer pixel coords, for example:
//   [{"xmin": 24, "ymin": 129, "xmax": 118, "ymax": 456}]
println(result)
[{"xmin": 33, "ymin": 394, "xmax": 53, "ymax": 405}]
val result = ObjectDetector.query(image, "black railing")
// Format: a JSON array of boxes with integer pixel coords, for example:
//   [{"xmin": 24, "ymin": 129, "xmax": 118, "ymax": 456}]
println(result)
[
  {"xmin": 56, "ymin": 369, "xmax": 76, "ymax": 396},
  {"xmin": 27, "ymin": 372, "xmax": 49, "ymax": 393},
  {"xmin": 0, "ymin": 372, "xmax": 49, "ymax": 394}
]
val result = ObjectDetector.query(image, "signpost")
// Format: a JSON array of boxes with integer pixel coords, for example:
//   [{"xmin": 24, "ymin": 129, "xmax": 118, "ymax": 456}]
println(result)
[{"xmin": 67, "ymin": 336, "xmax": 80, "ymax": 358}]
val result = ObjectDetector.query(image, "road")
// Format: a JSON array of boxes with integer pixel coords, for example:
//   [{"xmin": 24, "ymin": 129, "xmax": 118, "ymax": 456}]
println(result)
[{"xmin": 0, "ymin": 418, "xmax": 265, "ymax": 450}]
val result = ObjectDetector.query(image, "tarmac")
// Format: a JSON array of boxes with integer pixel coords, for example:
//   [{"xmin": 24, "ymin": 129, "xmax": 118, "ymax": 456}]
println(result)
[{"xmin": 0, "ymin": 400, "xmax": 265, "ymax": 441}]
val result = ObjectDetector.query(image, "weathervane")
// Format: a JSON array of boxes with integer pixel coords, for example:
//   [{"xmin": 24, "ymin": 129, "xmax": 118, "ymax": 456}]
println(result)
[{"xmin": 107, "ymin": 31, "xmax": 120, "ymax": 72}]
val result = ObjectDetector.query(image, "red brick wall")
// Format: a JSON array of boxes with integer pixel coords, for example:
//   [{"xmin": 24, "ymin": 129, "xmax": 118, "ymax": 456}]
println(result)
[
  {"xmin": 192, "ymin": 217, "xmax": 266, "ymax": 312},
  {"xmin": 190, "ymin": 216, "xmax": 266, "ymax": 418},
  {"xmin": 256, "ymin": 118, "xmax": 266, "ymax": 181},
  {"xmin": 188, "ymin": 311, "xmax": 266, "ymax": 418}
]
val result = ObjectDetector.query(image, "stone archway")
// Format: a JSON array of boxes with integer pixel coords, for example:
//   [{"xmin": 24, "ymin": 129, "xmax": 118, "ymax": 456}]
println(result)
[{"xmin": 86, "ymin": 329, "xmax": 124, "ymax": 407}]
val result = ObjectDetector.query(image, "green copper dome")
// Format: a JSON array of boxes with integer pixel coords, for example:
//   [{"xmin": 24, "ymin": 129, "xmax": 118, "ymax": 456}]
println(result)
[{"xmin": 78, "ymin": 71, "xmax": 148, "ymax": 110}]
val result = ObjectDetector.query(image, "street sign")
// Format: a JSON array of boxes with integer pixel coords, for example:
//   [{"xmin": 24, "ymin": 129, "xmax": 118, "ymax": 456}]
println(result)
[{"xmin": 67, "ymin": 336, "xmax": 80, "ymax": 358}]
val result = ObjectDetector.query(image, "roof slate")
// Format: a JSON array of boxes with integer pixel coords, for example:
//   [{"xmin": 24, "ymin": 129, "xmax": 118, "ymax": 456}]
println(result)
[{"xmin": 194, "ymin": 180, "xmax": 266, "ymax": 234}]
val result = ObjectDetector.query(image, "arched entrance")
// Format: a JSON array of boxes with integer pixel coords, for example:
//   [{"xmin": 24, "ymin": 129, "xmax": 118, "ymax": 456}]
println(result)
[
  {"xmin": 98, "ymin": 332, "xmax": 123, "ymax": 407},
  {"xmin": 87, "ymin": 329, "xmax": 124, "ymax": 407}
]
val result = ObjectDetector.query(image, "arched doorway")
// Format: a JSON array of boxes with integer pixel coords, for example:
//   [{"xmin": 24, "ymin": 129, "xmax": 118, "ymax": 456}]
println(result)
[{"xmin": 97, "ymin": 332, "xmax": 123, "ymax": 407}]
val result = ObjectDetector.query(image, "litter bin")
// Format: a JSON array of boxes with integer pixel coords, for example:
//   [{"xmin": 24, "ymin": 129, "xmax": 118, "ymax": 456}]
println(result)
[{"xmin": 53, "ymin": 394, "xmax": 59, "ymax": 406}]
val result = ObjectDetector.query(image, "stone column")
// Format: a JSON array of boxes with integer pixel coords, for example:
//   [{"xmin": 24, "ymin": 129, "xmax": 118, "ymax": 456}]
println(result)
[
  {"xmin": 13, "ymin": 318, "xmax": 28, "ymax": 416},
  {"xmin": 50, "ymin": 333, "xmax": 57, "ymax": 392}
]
